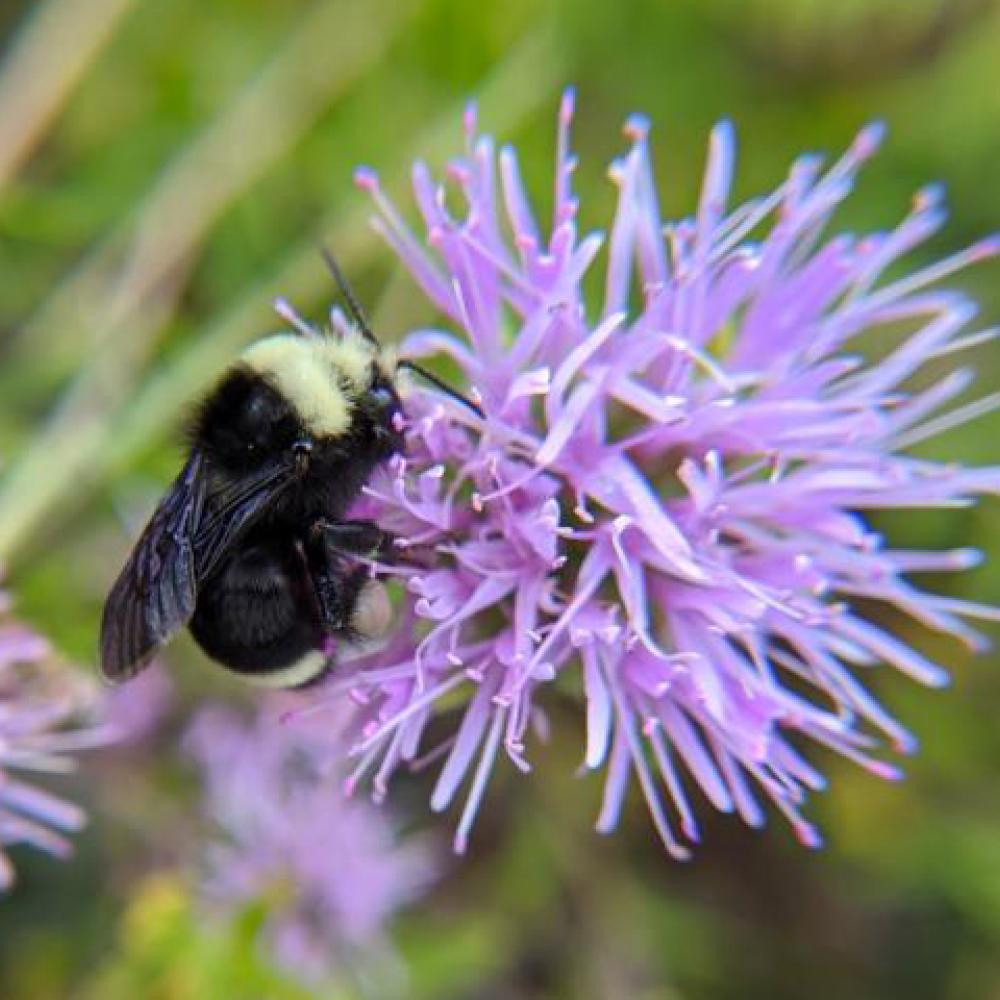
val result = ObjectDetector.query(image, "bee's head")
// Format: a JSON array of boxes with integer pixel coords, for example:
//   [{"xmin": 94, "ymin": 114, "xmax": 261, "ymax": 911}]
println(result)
[{"xmin": 196, "ymin": 329, "xmax": 404, "ymax": 478}]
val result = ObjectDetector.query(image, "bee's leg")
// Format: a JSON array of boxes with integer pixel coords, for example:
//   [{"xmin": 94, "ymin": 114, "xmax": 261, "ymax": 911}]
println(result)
[
  {"xmin": 310, "ymin": 519, "xmax": 397, "ymax": 562},
  {"xmin": 308, "ymin": 557, "xmax": 392, "ymax": 643},
  {"xmin": 303, "ymin": 523, "xmax": 387, "ymax": 635},
  {"xmin": 304, "ymin": 521, "xmax": 398, "ymax": 642},
  {"xmin": 313, "ymin": 561, "xmax": 371, "ymax": 634}
]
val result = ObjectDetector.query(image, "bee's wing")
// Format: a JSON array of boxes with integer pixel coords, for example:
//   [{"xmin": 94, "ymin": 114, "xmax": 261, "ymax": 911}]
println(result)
[
  {"xmin": 190, "ymin": 459, "xmax": 293, "ymax": 582},
  {"xmin": 100, "ymin": 451, "xmax": 208, "ymax": 682},
  {"xmin": 100, "ymin": 451, "xmax": 295, "ymax": 683}
]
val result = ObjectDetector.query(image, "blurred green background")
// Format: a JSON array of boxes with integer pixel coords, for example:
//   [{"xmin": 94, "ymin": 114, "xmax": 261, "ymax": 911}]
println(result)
[{"xmin": 1, "ymin": 0, "xmax": 999, "ymax": 997}]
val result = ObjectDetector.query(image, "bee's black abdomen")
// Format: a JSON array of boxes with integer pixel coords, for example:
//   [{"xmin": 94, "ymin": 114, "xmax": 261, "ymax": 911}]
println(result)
[{"xmin": 189, "ymin": 532, "xmax": 322, "ymax": 676}]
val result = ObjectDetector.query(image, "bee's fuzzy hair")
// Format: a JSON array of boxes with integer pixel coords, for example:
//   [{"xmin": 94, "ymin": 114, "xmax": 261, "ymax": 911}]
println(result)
[{"xmin": 239, "ymin": 330, "xmax": 382, "ymax": 438}]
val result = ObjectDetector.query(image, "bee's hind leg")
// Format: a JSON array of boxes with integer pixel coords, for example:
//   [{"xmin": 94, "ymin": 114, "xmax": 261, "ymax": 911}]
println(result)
[
  {"xmin": 310, "ymin": 562, "xmax": 393, "ymax": 646},
  {"xmin": 304, "ymin": 522, "xmax": 395, "ymax": 642},
  {"xmin": 313, "ymin": 562, "xmax": 369, "ymax": 634}
]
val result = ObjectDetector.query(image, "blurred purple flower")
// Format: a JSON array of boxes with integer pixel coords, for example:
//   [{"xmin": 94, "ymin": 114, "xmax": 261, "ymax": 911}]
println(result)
[
  {"xmin": 312, "ymin": 92, "xmax": 1000, "ymax": 857},
  {"xmin": 0, "ymin": 586, "xmax": 106, "ymax": 889},
  {"xmin": 186, "ymin": 703, "xmax": 433, "ymax": 983},
  {"xmin": 102, "ymin": 662, "xmax": 173, "ymax": 744}
]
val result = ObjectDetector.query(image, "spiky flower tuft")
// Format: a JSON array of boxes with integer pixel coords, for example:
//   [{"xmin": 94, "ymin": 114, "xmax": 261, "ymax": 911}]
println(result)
[
  {"xmin": 308, "ymin": 91, "xmax": 999, "ymax": 856},
  {"xmin": 0, "ymin": 583, "xmax": 107, "ymax": 889}
]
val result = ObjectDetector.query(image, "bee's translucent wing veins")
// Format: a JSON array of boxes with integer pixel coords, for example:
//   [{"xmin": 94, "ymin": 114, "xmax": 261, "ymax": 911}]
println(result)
[
  {"xmin": 192, "ymin": 460, "xmax": 293, "ymax": 581},
  {"xmin": 100, "ymin": 452, "xmax": 207, "ymax": 681}
]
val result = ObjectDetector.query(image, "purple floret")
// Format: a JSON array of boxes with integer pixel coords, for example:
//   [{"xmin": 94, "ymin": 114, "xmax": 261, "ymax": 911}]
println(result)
[{"xmin": 0, "ymin": 588, "xmax": 106, "ymax": 888}]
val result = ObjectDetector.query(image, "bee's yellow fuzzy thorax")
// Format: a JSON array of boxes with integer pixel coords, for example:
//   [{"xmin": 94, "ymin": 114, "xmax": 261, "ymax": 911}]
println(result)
[{"xmin": 240, "ymin": 331, "xmax": 378, "ymax": 437}]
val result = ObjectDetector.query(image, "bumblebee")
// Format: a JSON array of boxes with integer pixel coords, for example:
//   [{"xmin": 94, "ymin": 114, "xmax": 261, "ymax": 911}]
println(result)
[{"xmin": 100, "ymin": 252, "xmax": 475, "ymax": 688}]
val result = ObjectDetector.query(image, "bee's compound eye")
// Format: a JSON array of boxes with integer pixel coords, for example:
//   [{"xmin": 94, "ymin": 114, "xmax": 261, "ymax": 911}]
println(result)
[{"xmin": 368, "ymin": 385, "xmax": 395, "ymax": 410}]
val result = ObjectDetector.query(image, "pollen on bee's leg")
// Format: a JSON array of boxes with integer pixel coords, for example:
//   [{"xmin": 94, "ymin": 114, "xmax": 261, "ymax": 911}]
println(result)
[{"xmin": 353, "ymin": 580, "xmax": 393, "ymax": 639}]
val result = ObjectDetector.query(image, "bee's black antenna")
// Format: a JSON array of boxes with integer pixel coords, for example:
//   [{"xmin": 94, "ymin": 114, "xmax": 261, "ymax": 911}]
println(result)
[
  {"xmin": 397, "ymin": 358, "xmax": 485, "ymax": 419},
  {"xmin": 320, "ymin": 247, "xmax": 484, "ymax": 419},
  {"xmin": 320, "ymin": 246, "xmax": 380, "ymax": 347}
]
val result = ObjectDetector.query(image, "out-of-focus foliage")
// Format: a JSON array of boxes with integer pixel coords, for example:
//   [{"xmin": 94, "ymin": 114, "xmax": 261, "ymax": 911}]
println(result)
[
  {"xmin": 79, "ymin": 876, "xmax": 317, "ymax": 1000},
  {"xmin": 0, "ymin": 0, "xmax": 998, "ymax": 998}
]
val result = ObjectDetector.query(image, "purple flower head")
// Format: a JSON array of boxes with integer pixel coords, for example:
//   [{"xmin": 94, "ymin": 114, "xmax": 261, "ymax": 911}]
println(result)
[
  {"xmin": 308, "ymin": 92, "xmax": 999, "ymax": 857},
  {"xmin": 0, "ymin": 586, "xmax": 106, "ymax": 889},
  {"xmin": 186, "ymin": 703, "xmax": 433, "ymax": 983}
]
